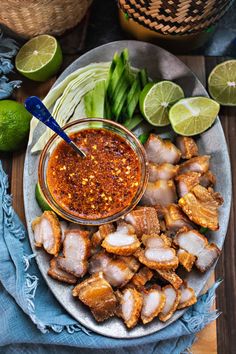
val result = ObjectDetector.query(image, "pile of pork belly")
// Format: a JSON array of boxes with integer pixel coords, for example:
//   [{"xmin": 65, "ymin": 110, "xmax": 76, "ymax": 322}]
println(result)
[{"xmin": 32, "ymin": 134, "xmax": 223, "ymax": 329}]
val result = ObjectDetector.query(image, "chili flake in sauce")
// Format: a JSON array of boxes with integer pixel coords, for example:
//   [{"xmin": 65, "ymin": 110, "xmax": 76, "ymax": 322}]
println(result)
[{"xmin": 47, "ymin": 128, "xmax": 141, "ymax": 219}]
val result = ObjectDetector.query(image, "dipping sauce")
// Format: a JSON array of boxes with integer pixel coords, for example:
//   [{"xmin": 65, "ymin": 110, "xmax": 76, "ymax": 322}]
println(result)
[{"xmin": 46, "ymin": 128, "xmax": 141, "ymax": 219}]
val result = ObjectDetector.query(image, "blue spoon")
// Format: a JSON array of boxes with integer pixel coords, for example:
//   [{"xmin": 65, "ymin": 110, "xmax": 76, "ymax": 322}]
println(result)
[{"xmin": 24, "ymin": 96, "xmax": 86, "ymax": 158}]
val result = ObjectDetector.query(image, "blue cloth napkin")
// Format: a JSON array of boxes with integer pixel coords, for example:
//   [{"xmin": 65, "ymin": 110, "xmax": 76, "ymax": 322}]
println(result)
[
  {"xmin": 0, "ymin": 161, "xmax": 219, "ymax": 353},
  {"xmin": 0, "ymin": 31, "xmax": 21, "ymax": 99}
]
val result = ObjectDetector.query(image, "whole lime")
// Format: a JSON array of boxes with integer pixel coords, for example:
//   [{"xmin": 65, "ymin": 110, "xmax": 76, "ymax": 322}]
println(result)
[{"xmin": 0, "ymin": 100, "xmax": 32, "ymax": 151}]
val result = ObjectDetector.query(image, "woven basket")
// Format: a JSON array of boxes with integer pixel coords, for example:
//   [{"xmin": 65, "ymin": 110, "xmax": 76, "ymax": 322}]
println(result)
[
  {"xmin": 119, "ymin": 0, "xmax": 233, "ymax": 35},
  {"xmin": 0, "ymin": 0, "xmax": 92, "ymax": 38}
]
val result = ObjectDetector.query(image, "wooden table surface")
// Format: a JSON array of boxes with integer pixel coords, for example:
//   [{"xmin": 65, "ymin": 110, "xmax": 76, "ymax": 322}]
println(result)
[{"xmin": 0, "ymin": 15, "xmax": 235, "ymax": 354}]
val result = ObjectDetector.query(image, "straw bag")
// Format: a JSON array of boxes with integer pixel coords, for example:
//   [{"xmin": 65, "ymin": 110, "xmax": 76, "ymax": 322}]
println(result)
[
  {"xmin": 118, "ymin": 0, "xmax": 233, "ymax": 35},
  {"xmin": 0, "ymin": 0, "xmax": 92, "ymax": 38}
]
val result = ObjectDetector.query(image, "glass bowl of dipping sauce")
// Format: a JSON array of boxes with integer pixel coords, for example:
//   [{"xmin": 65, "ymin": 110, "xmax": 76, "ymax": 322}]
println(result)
[{"xmin": 38, "ymin": 118, "xmax": 149, "ymax": 225}]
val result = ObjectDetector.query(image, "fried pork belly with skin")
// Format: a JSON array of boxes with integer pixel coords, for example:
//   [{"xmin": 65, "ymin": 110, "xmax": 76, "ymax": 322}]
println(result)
[
  {"xmin": 141, "ymin": 180, "xmax": 177, "ymax": 207},
  {"xmin": 119, "ymin": 256, "xmax": 140, "ymax": 273},
  {"xmin": 163, "ymin": 204, "xmax": 194, "ymax": 233},
  {"xmin": 176, "ymin": 136, "xmax": 198, "ymax": 160},
  {"xmin": 48, "ymin": 258, "xmax": 77, "ymax": 284},
  {"xmin": 136, "ymin": 244, "xmax": 179, "ymax": 271},
  {"xmin": 148, "ymin": 163, "xmax": 179, "ymax": 182},
  {"xmin": 141, "ymin": 288, "xmax": 166, "ymax": 324},
  {"xmin": 178, "ymin": 184, "xmax": 222, "ymax": 230},
  {"xmin": 174, "ymin": 229, "xmax": 220, "ymax": 272},
  {"xmin": 177, "ymin": 249, "xmax": 196, "ymax": 272},
  {"xmin": 177, "ymin": 284, "xmax": 197, "ymax": 309},
  {"xmin": 176, "ymin": 171, "xmax": 217, "ymax": 198},
  {"xmin": 89, "ymin": 252, "xmax": 135, "ymax": 288},
  {"xmin": 178, "ymin": 155, "xmax": 210, "ymax": 174},
  {"xmin": 124, "ymin": 207, "xmax": 160, "ymax": 238},
  {"xmin": 156, "ymin": 269, "xmax": 183, "ymax": 289},
  {"xmin": 60, "ymin": 221, "xmax": 68, "ymax": 243},
  {"xmin": 159, "ymin": 285, "xmax": 181, "ymax": 322},
  {"xmin": 195, "ymin": 243, "xmax": 220, "ymax": 272},
  {"xmin": 57, "ymin": 229, "xmax": 90, "ymax": 277},
  {"xmin": 116, "ymin": 288, "xmax": 143, "ymax": 328},
  {"xmin": 32, "ymin": 211, "xmax": 61, "ymax": 256},
  {"xmin": 91, "ymin": 223, "xmax": 115, "ymax": 250},
  {"xmin": 131, "ymin": 266, "xmax": 153, "ymax": 288},
  {"xmin": 142, "ymin": 234, "xmax": 172, "ymax": 248},
  {"xmin": 101, "ymin": 223, "xmax": 140, "ymax": 256},
  {"xmin": 73, "ymin": 272, "xmax": 117, "ymax": 322},
  {"xmin": 199, "ymin": 171, "xmax": 216, "ymax": 188},
  {"xmin": 145, "ymin": 134, "xmax": 181, "ymax": 164},
  {"xmin": 175, "ymin": 171, "xmax": 201, "ymax": 198}
]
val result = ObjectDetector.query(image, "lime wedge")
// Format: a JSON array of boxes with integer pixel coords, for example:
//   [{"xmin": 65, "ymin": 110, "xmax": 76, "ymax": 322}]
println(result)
[
  {"xmin": 208, "ymin": 60, "xmax": 236, "ymax": 106},
  {"xmin": 35, "ymin": 182, "xmax": 52, "ymax": 211},
  {"xmin": 15, "ymin": 35, "xmax": 62, "ymax": 82},
  {"xmin": 139, "ymin": 81, "xmax": 184, "ymax": 126},
  {"xmin": 169, "ymin": 97, "xmax": 220, "ymax": 136}
]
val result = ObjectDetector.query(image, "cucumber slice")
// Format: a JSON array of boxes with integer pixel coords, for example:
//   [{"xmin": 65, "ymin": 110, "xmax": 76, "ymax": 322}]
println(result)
[{"xmin": 91, "ymin": 80, "xmax": 106, "ymax": 117}]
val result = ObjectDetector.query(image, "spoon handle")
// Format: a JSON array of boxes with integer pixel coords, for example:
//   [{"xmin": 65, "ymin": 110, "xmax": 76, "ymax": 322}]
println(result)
[
  {"xmin": 25, "ymin": 96, "xmax": 86, "ymax": 158},
  {"xmin": 24, "ymin": 96, "xmax": 72, "ymax": 144}
]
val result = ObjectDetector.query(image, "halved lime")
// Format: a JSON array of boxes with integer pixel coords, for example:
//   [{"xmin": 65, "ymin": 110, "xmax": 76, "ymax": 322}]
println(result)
[
  {"xmin": 35, "ymin": 182, "xmax": 52, "ymax": 211},
  {"xmin": 169, "ymin": 97, "xmax": 220, "ymax": 136},
  {"xmin": 208, "ymin": 60, "xmax": 236, "ymax": 106},
  {"xmin": 15, "ymin": 35, "xmax": 62, "ymax": 82},
  {"xmin": 139, "ymin": 81, "xmax": 184, "ymax": 126}
]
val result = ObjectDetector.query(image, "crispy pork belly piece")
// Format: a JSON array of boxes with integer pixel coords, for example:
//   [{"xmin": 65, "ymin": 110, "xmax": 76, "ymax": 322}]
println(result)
[
  {"xmin": 142, "ymin": 234, "xmax": 171, "ymax": 248},
  {"xmin": 124, "ymin": 207, "xmax": 160, "ymax": 238},
  {"xmin": 199, "ymin": 171, "xmax": 216, "ymax": 188},
  {"xmin": 177, "ymin": 249, "xmax": 196, "ymax": 272},
  {"xmin": 88, "ymin": 252, "xmax": 111, "ymax": 274},
  {"xmin": 159, "ymin": 285, "xmax": 181, "ymax": 322},
  {"xmin": 145, "ymin": 134, "xmax": 181, "ymax": 164},
  {"xmin": 174, "ymin": 229, "xmax": 220, "ymax": 272},
  {"xmin": 174, "ymin": 229, "xmax": 208, "ymax": 255},
  {"xmin": 32, "ymin": 211, "xmax": 61, "ymax": 256},
  {"xmin": 57, "ymin": 229, "xmax": 90, "ymax": 277},
  {"xmin": 178, "ymin": 155, "xmax": 210, "ymax": 174},
  {"xmin": 89, "ymin": 252, "xmax": 135, "ymax": 288},
  {"xmin": 175, "ymin": 171, "xmax": 201, "ymax": 198},
  {"xmin": 195, "ymin": 243, "xmax": 220, "ymax": 272},
  {"xmin": 136, "ymin": 246, "xmax": 178, "ymax": 271},
  {"xmin": 176, "ymin": 136, "xmax": 198, "ymax": 160},
  {"xmin": 163, "ymin": 204, "xmax": 194, "ymax": 233},
  {"xmin": 141, "ymin": 288, "xmax": 166, "ymax": 324},
  {"xmin": 72, "ymin": 272, "xmax": 117, "ymax": 322},
  {"xmin": 60, "ymin": 221, "xmax": 68, "ymax": 243},
  {"xmin": 48, "ymin": 258, "xmax": 77, "ymax": 284},
  {"xmin": 101, "ymin": 222, "xmax": 140, "ymax": 256},
  {"xmin": 131, "ymin": 267, "xmax": 153, "ymax": 288},
  {"xmin": 154, "ymin": 204, "xmax": 166, "ymax": 219},
  {"xmin": 177, "ymin": 284, "xmax": 197, "ymax": 309},
  {"xmin": 119, "ymin": 256, "xmax": 140, "ymax": 273},
  {"xmin": 148, "ymin": 163, "xmax": 179, "ymax": 182},
  {"xmin": 91, "ymin": 223, "xmax": 115, "ymax": 250},
  {"xmin": 116, "ymin": 288, "xmax": 143, "ymax": 328},
  {"xmin": 104, "ymin": 259, "xmax": 135, "ymax": 288},
  {"xmin": 156, "ymin": 269, "xmax": 183, "ymax": 289},
  {"xmin": 178, "ymin": 184, "xmax": 222, "ymax": 230},
  {"xmin": 141, "ymin": 180, "xmax": 177, "ymax": 207}
]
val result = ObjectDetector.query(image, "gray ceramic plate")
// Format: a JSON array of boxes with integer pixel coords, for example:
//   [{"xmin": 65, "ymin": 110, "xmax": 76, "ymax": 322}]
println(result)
[{"xmin": 23, "ymin": 41, "xmax": 232, "ymax": 339}]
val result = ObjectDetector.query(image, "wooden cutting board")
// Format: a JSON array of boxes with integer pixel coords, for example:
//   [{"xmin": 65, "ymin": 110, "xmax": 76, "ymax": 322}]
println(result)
[{"xmin": 1, "ymin": 55, "xmax": 217, "ymax": 353}]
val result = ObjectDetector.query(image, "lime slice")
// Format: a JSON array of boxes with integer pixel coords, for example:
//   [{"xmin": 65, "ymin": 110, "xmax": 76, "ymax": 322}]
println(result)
[
  {"xmin": 139, "ymin": 81, "xmax": 184, "ymax": 126},
  {"xmin": 208, "ymin": 60, "xmax": 236, "ymax": 106},
  {"xmin": 15, "ymin": 35, "xmax": 62, "ymax": 82},
  {"xmin": 35, "ymin": 183, "xmax": 52, "ymax": 211},
  {"xmin": 169, "ymin": 97, "xmax": 220, "ymax": 136}
]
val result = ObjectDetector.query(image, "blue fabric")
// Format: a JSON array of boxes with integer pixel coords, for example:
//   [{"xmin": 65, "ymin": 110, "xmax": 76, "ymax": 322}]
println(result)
[
  {"xmin": 0, "ymin": 32, "xmax": 21, "ymax": 99},
  {"xmin": 0, "ymin": 161, "xmax": 219, "ymax": 353}
]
